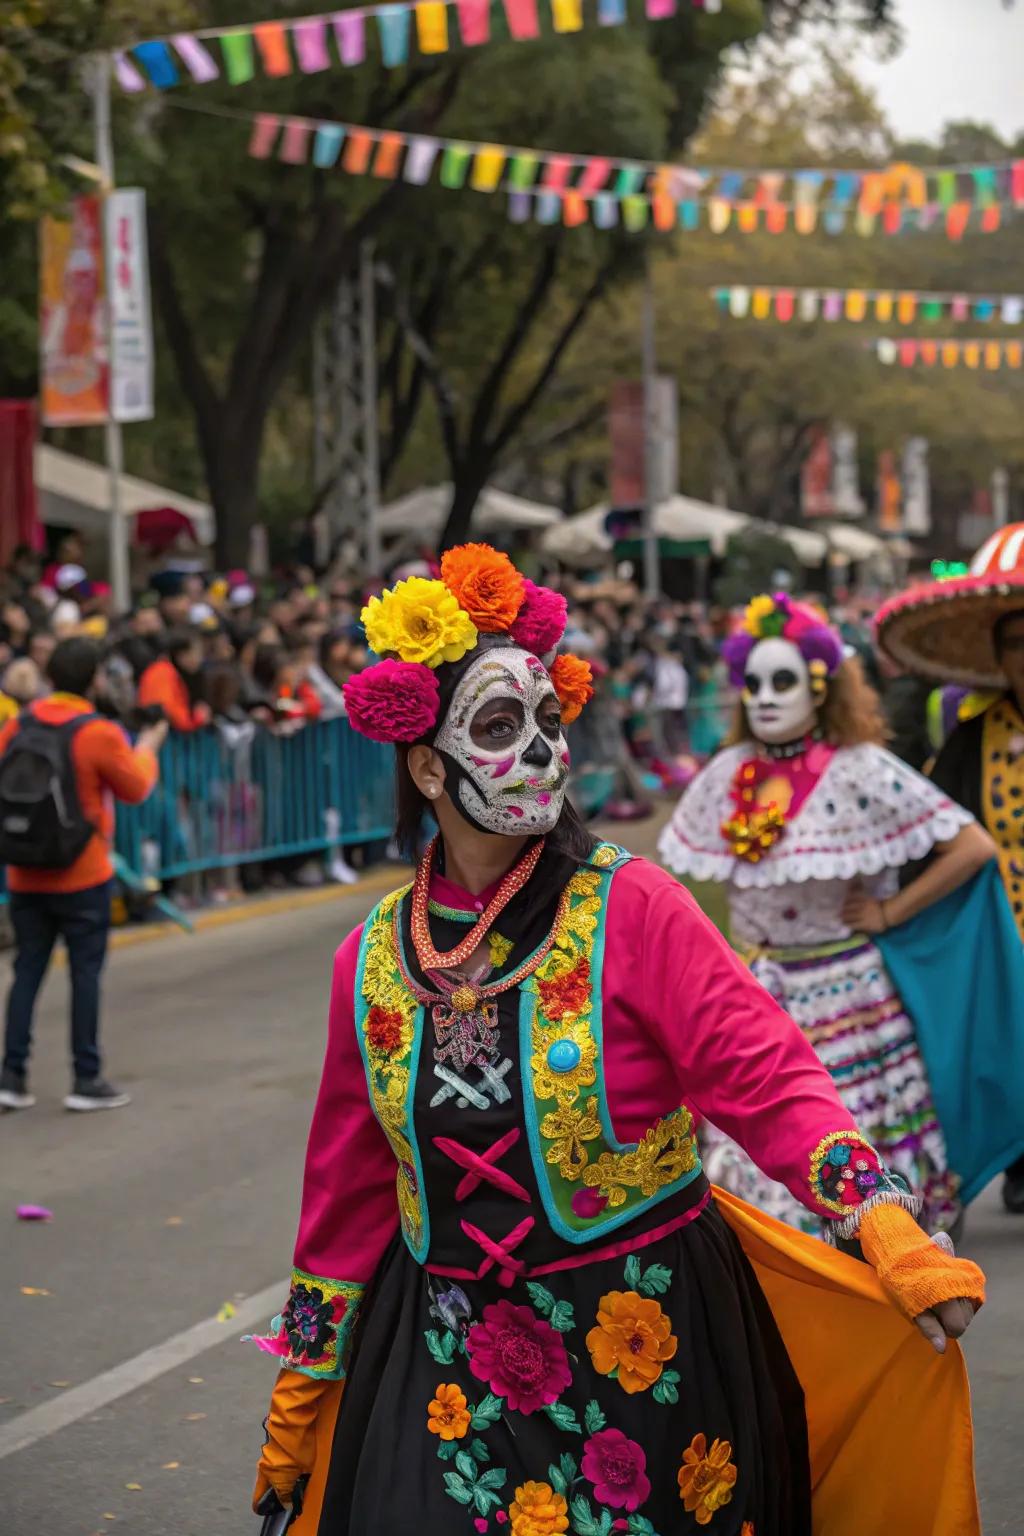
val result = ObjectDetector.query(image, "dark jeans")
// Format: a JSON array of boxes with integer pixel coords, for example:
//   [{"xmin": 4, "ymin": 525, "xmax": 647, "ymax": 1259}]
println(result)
[{"xmin": 3, "ymin": 880, "xmax": 112, "ymax": 1081}]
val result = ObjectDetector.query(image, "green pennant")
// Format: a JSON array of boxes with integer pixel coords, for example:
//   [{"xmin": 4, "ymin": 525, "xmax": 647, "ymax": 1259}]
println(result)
[
  {"xmin": 622, "ymin": 195, "xmax": 648, "ymax": 232},
  {"xmin": 972, "ymin": 167, "xmax": 998, "ymax": 207},
  {"xmin": 922, "ymin": 300, "xmax": 944, "ymax": 321},
  {"xmin": 220, "ymin": 30, "xmax": 255, "ymax": 84},
  {"xmin": 508, "ymin": 153, "xmax": 539, "ymax": 190},
  {"xmin": 936, "ymin": 170, "xmax": 957, "ymax": 207},
  {"xmin": 614, "ymin": 165, "xmax": 644, "ymax": 197},
  {"xmin": 440, "ymin": 144, "xmax": 472, "ymax": 189}
]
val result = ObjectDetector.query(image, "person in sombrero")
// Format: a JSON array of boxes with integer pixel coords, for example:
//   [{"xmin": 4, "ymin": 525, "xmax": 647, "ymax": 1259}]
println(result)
[
  {"xmin": 247, "ymin": 546, "xmax": 984, "ymax": 1536},
  {"xmin": 877, "ymin": 522, "xmax": 1024, "ymax": 1212}
]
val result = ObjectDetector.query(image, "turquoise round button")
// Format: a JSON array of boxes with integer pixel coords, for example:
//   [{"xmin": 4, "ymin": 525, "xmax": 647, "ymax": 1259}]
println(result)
[{"xmin": 547, "ymin": 1038, "xmax": 582, "ymax": 1073}]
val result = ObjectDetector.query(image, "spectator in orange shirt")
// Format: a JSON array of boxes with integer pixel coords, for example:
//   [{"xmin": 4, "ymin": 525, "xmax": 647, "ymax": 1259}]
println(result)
[
  {"xmin": 0, "ymin": 639, "xmax": 166, "ymax": 1114},
  {"xmin": 137, "ymin": 628, "xmax": 210, "ymax": 734}
]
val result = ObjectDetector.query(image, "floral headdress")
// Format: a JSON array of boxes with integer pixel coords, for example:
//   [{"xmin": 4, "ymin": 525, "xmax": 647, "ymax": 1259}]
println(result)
[
  {"xmin": 342, "ymin": 543, "xmax": 592, "ymax": 744},
  {"xmin": 722, "ymin": 592, "xmax": 844, "ymax": 699}
]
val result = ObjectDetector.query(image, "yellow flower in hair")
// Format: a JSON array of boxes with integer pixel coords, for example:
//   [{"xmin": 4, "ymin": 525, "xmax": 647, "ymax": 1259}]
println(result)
[
  {"xmin": 742, "ymin": 594, "xmax": 777, "ymax": 637},
  {"xmin": 362, "ymin": 577, "xmax": 478, "ymax": 669}
]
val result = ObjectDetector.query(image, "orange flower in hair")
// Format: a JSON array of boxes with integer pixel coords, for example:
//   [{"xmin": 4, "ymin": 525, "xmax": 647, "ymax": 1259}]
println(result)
[
  {"xmin": 550, "ymin": 653, "xmax": 594, "ymax": 725},
  {"xmin": 440, "ymin": 543, "xmax": 525, "ymax": 633}
]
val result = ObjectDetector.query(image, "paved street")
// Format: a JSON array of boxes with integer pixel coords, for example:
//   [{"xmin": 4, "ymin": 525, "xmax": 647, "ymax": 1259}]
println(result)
[{"xmin": 0, "ymin": 845, "xmax": 1021, "ymax": 1535}]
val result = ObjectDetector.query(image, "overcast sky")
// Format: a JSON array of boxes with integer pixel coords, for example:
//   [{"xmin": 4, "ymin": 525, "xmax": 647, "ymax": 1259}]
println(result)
[{"xmin": 859, "ymin": 0, "xmax": 1024, "ymax": 141}]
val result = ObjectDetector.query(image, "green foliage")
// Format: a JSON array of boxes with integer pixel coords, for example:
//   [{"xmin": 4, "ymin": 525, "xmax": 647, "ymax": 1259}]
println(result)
[{"xmin": 715, "ymin": 530, "xmax": 801, "ymax": 608}]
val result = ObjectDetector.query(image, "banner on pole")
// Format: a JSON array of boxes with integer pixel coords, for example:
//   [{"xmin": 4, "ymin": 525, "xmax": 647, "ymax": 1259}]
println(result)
[
  {"xmin": 877, "ymin": 449, "xmax": 903, "ymax": 533},
  {"xmin": 40, "ymin": 196, "xmax": 109, "ymax": 426},
  {"xmin": 800, "ymin": 423, "xmax": 864, "ymax": 519},
  {"xmin": 901, "ymin": 437, "xmax": 931, "ymax": 536},
  {"xmin": 608, "ymin": 377, "xmax": 676, "ymax": 508},
  {"xmin": 106, "ymin": 188, "xmax": 154, "ymax": 422}
]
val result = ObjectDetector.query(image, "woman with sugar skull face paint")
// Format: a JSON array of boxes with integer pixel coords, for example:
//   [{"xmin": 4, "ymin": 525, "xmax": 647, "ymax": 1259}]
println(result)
[
  {"xmin": 249, "ymin": 557, "xmax": 985, "ymax": 1536},
  {"xmin": 661, "ymin": 594, "xmax": 998, "ymax": 1239}
]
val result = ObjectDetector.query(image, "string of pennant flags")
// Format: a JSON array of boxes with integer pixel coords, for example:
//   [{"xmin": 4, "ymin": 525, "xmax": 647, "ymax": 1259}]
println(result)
[
  {"xmin": 874, "ymin": 338, "xmax": 1024, "ymax": 370},
  {"xmin": 113, "ymin": 0, "xmax": 723, "ymax": 90},
  {"xmin": 714, "ymin": 286, "xmax": 1024, "ymax": 323},
  {"xmin": 233, "ymin": 104, "xmax": 1022, "ymax": 240}
]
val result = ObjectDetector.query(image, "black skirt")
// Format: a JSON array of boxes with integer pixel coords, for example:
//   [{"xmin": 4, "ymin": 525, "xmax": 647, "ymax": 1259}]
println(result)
[{"xmin": 318, "ymin": 1197, "xmax": 810, "ymax": 1536}]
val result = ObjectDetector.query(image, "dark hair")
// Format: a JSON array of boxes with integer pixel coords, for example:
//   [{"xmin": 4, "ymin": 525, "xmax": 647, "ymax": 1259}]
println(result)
[
  {"xmin": 47, "ymin": 637, "xmax": 100, "ymax": 696},
  {"xmin": 994, "ymin": 610, "xmax": 1024, "ymax": 656},
  {"xmin": 165, "ymin": 626, "xmax": 201, "ymax": 660},
  {"xmin": 204, "ymin": 660, "xmax": 242, "ymax": 716},
  {"xmin": 319, "ymin": 628, "xmax": 350, "ymax": 669},
  {"xmin": 391, "ymin": 635, "xmax": 596, "ymax": 865},
  {"xmin": 251, "ymin": 643, "xmax": 285, "ymax": 692}
]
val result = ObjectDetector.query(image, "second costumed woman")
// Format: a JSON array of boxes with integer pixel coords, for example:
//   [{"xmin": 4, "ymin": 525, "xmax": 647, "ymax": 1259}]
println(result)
[
  {"xmin": 250, "ymin": 551, "xmax": 983, "ymax": 1536},
  {"xmin": 659, "ymin": 592, "xmax": 1013, "ymax": 1237}
]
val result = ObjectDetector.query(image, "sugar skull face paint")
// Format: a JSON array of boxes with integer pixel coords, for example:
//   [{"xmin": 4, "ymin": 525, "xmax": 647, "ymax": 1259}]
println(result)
[
  {"xmin": 743, "ymin": 637, "xmax": 817, "ymax": 745},
  {"xmin": 433, "ymin": 647, "xmax": 569, "ymax": 835}
]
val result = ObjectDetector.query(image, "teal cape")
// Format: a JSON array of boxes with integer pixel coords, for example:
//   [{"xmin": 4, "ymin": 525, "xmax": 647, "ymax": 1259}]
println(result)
[{"xmin": 878, "ymin": 861, "xmax": 1024, "ymax": 1204}]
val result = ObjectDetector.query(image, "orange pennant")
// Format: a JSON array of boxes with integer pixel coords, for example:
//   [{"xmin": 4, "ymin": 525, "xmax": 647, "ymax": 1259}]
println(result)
[
  {"xmin": 737, "ymin": 203, "xmax": 759, "ymax": 234},
  {"xmin": 253, "ymin": 21, "xmax": 292, "ymax": 75},
  {"xmin": 652, "ymin": 191, "xmax": 676, "ymax": 231},
  {"xmin": 941, "ymin": 342, "xmax": 960, "ymax": 369},
  {"xmin": 984, "ymin": 342, "xmax": 1002, "ymax": 370},
  {"xmin": 896, "ymin": 294, "xmax": 917, "ymax": 324},
  {"xmin": 794, "ymin": 203, "xmax": 817, "ymax": 235},
  {"xmin": 981, "ymin": 205, "xmax": 1001, "ymax": 233},
  {"xmin": 920, "ymin": 341, "xmax": 938, "ymax": 366},
  {"xmin": 946, "ymin": 203, "xmax": 970, "ymax": 241},
  {"xmin": 373, "ymin": 132, "xmax": 404, "ymax": 178},
  {"xmin": 343, "ymin": 130, "xmax": 374, "ymax": 174},
  {"xmin": 562, "ymin": 190, "xmax": 588, "ymax": 227},
  {"xmin": 1006, "ymin": 341, "xmax": 1023, "ymax": 368},
  {"xmin": 964, "ymin": 342, "xmax": 981, "ymax": 369},
  {"xmin": 766, "ymin": 204, "xmax": 788, "ymax": 234},
  {"xmin": 845, "ymin": 291, "xmax": 867, "ymax": 322}
]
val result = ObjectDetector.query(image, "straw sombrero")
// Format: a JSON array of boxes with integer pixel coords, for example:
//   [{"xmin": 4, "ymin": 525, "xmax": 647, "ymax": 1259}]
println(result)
[{"xmin": 876, "ymin": 523, "xmax": 1024, "ymax": 689}]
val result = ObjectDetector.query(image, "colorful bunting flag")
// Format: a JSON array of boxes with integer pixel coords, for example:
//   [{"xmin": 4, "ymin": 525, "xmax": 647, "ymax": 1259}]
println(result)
[
  {"xmin": 294, "ymin": 18, "xmax": 331, "ymax": 71},
  {"xmin": 713, "ymin": 286, "xmax": 1024, "ymax": 324},
  {"xmin": 220, "ymin": 30, "xmax": 255, "ymax": 83},
  {"xmin": 172, "ymin": 35, "xmax": 219, "ymax": 81},
  {"xmin": 253, "ymin": 21, "xmax": 292, "ymax": 75},
  {"xmin": 457, "ymin": 0, "xmax": 491, "ymax": 44},
  {"xmin": 876, "ymin": 338, "xmax": 1024, "ymax": 371},
  {"xmin": 334, "ymin": 11, "xmax": 367, "ymax": 64}
]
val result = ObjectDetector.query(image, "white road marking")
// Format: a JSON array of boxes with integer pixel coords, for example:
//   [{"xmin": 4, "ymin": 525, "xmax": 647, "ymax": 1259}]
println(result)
[{"xmin": 0, "ymin": 1277, "xmax": 287, "ymax": 1461}]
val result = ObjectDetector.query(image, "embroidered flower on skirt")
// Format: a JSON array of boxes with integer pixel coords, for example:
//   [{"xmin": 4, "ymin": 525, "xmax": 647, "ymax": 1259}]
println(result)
[
  {"xmin": 677, "ymin": 1432, "xmax": 738, "ymax": 1525},
  {"xmin": 466, "ymin": 1300, "xmax": 573, "ymax": 1414},
  {"xmin": 586, "ymin": 1291, "xmax": 678, "ymax": 1395},
  {"xmin": 581, "ymin": 1428, "xmax": 651, "ymax": 1512},
  {"xmin": 427, "ymin": 1382, "xmax": 472, "ymax": 1441},
  {"xmin": 507, "ymin": 1480, "xmax": 569, "ymax": 1536}
]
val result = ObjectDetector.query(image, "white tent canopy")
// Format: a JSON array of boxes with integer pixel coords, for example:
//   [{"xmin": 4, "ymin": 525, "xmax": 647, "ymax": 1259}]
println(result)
[
  {"xmin": 824, "ymin": 523, "xmax": 888, "ymax": 561},
  {"xmin": 378, "ymin": 484, "xmax": 559, "ymax": 543},
  {"xmin": 35, "ymin": 445, "xmax": 215, "ymax": 544},
  {"xmin": 540, "ymin": 497, "xmax": 832, "ymax": 568}
]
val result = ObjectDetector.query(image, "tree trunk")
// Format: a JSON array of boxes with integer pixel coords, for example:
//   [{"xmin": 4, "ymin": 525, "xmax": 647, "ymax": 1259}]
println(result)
[
  {"xmin": 440, "ymin": 469, "xmax": 489, "ymax": 552},
  {"xmin": 205, "ymin": 411, "xmax": 266, "ymax": 569}
]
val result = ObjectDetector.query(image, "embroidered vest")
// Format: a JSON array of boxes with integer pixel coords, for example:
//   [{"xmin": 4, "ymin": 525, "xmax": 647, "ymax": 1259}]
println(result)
[{"xmin": 353, "ymin": 843, "xmax": 703, "ymax": 1262}]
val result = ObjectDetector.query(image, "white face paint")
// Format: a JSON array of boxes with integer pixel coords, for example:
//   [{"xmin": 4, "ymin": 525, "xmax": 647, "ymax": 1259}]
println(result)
[
  {"xmin": 433, "ymin": 647, "xmax": 570, "ymax": 836},
  {"xmin": 743, "ymin": 637, "xmax": 818, "ymax": 745}
]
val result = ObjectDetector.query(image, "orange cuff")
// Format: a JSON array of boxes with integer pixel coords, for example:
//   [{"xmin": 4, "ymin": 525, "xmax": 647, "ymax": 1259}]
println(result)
[
  {"xmin": 253, "ymin": 1368, "xmax": 341, "ymax": 1511},
  {"xmin": 859, "ymin": 1203, "xmax": 986, "ymax": 1320}
]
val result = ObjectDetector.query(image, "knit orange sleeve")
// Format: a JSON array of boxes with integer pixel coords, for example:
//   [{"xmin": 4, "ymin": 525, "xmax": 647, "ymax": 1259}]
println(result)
[{"xmin": 859, "ymin": 1203, "xmax": 986, "ymax": 1320}]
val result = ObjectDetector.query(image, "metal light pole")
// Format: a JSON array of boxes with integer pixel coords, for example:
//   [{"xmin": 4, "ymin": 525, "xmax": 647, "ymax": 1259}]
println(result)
[
  {"xmin": 90, "ymin": 53, "xmax": 131, "ymax": 612},
  {"xmin": 641, "ymin": 250, "xmax": 661, "ymax": 602}
]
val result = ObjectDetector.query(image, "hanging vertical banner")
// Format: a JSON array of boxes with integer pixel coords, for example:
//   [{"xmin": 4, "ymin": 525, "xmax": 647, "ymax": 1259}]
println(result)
[
  {"xmin": 901, "ymin": 437, "xmax": 930, "ymax": 536},
  {"xmin": 831, "ymin": 423, "xmax": 864, "ymax": 518},
  {"xmin": 608, "ymin": 380, "xmax": 645, "ymax": 507},
  {"xmin": 39, "ymin": 196, "xmax": 109, "ymax": 426},
  {"xmin": 800, "ymin": 423, "xmax": 834, "ymax": 518},
  {"xmin": 105, "ymin": 188, "xmax": 154, "ymax": 423},
  {"xmin": 877, "ymin": 449, "xmax": 903, "ymax": 533}
]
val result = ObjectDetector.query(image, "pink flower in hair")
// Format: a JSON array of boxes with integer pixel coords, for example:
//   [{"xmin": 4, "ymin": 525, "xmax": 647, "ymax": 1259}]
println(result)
[
  {"xmin": 509, "ymin": 580, "xmax": 568, "ymax": 655},
  {"xmin": 343, "ymin": 659, "xmax": 440, "ymax": 743}
]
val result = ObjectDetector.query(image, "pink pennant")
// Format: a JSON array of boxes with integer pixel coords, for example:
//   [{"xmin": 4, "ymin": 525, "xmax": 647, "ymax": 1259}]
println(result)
[
  {"xmin": 542, "ymin": 156, "xmax": 573, "ymax": 191},
  {"xmin": 294, "ymin": 18, "xmax": 331, "ymax": 71},
  {"xmin": 114, "ymin": 51, "xmax": 146, "ymax": 91},
  {"xmin": 577, "ymin": 158, "xmax": 612, "ymax": 194},
  {"xmin": 1012, "ymin": 160, "xmax": 1024, "ymax": 207},
  {"xmin": 899, "ymin": 340, "xmax": 919, "ymax": 367},
  {"xmin": 172, "ymin": 35, "xmax": 220, "ymax": 81},
  {"xmin": 280, "ymin": 120, "xmax": 311, "ymax": 164},
  {"xmin": 503, "ymin": 0, "xmax": 540, "ymax": 40},
  {"xmin": 457, "ymin": 0, "xmax": 491, "ymax": 43},
  {"xmin": 248, "ymin": 113, "xmax": 281, "ymax": 159},
  {"xmin": 951, "ymin": 295, "xmax": 970, "ymax": 321},
  {"xmin": 775, "ymin": 290, "xmax": 795, "ymax": 322},
  {"xmin": 333, "ymin": 10, "xmax": 367, "ymax": 63},
  {"xmin": 646, "ymin": 0, "xmax": 676, "ymax": 16}
]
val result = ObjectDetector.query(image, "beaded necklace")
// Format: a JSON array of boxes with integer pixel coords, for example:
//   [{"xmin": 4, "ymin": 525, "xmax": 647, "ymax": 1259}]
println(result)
[{"xmin": 410, "ymin": 835, "xmax": 544, "ymax": 973}]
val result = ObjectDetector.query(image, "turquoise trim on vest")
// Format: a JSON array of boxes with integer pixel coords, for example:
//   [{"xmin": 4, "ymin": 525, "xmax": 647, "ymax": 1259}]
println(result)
[{"xmin": 520, "ymin": 846, "xmax": 704, "ymax": 1246}]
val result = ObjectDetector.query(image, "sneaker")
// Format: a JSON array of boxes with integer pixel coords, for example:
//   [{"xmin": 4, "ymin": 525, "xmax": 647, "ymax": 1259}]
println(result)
[
  {"xmin": 329, "ymin": 856, "xmax": 359, "ymax": 886},
  {"xmin": 0, "ymin": 1068, "xmax": 36, "ymax": 1111},
  {"xmin": 64, "ymin": 1078, "xmax": 131, "ymax": 1112}
]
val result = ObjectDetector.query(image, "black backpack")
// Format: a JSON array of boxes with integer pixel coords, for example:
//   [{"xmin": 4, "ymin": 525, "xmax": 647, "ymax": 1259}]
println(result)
[{"xmin": 0, "ymin": 710, "xmax": 97, "ymax": 868}]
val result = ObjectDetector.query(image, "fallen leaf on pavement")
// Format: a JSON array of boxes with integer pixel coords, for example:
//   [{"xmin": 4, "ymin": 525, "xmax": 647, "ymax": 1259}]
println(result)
[
  {"xmin": 162, "ymin": 1462, "xmax": 180, "ymax": 1471},
  {"xmin": 20, "ymin": 1287, "xmax": 50, "ymax": 1296},
  {"xmin": 164, "ymin": 1217, "xmax": 183, "ymax": 1227},
  {"xmin": 188, "ymin": 1376, "xmax": 203, "ymax": 1385},
  {"xmin": 49, "ymin": 1381, "xmax": 71, "ymax": 1388},
  {"xmin": 216, "ymin": 1301, "xmax": 236, "ymax": 1322},
  {"xmin": 184, "ymin": 1412, "xmax": 207, "ymax": 1422},
  {"xmin": 125, "ymin": 1484, "xmax": 142, "ymax": 1492},
  {"xmin": 102, "ymin": 1515, "xmax": 117, "ymax": 1521}
]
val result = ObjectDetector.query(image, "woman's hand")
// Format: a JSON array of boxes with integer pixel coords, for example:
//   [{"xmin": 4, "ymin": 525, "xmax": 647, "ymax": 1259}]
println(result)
[
  {"xmin": 914, "ymin": 1296, "xmax": 978, "ymax": 1354},
  {"xmin": 841, "ymin": 884, "xmax": 889, "ymax": 933}
]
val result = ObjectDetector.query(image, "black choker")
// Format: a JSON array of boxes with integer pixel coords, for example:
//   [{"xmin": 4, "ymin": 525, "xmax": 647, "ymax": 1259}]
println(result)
[{"xmin": 761, "ymin": 729, "xmax": 825, "ymax": 761}]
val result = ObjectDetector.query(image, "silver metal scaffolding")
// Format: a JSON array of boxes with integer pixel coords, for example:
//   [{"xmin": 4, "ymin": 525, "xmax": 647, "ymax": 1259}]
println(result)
[{"xmin": 313, "ymin": 241, "xmax": 381, "ymax": 572}]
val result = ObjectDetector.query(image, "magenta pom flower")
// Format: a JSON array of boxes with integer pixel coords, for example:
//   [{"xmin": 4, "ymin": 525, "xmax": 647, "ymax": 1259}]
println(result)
[
  {"xmin": 510, "ymin": 580, "xmax": 568, "ymax": 656},
  {"xmin": 343, "ymin": 659, "xmax": 440, "ymax": 743},
  {"xmin": 465, "ymin": 1299, "xmax": 572, "ymax": 1414},
  {"xmin": 581, "ymin": 1429, "xmax": 651, "ymax": 1513}
]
